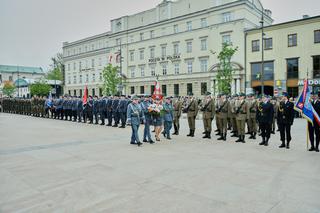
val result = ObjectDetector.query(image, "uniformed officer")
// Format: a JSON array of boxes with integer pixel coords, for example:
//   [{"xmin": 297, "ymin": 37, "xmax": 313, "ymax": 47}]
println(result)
[
  {"xmin": 309, "ymin": 92, "xmax": 320, "ymax": 152},
  {"xmin": 127, "ymin": 95, "xmax": 145, "ymax": 146},
  {"xmin": 184, "ymin": 93, "xmax": 198, "ymax": 137},
  {"xmin": 118, "ymin": 95, "xmax": 128, "ymax": 128},
  {"xmin": 217, "ymin": 94, "xmax": 229, "ymax": 141},
  {"xmin": 173, "ymin": 97, "xmax": 183, "ymax": 135},
  {"xmin": 93, "ymin": 96, "xmax": 99, "ymax": 124},
  {"xmin": 235, "ymin": 93, "xmax": 250, "ymax": 143},
  {"xmin": 230, "ymin": 95, "xmax": 238, "ymax": 138},
  {"xmin": 247, "ymin": 94, "xmax": 258, "ymax": 139},
  {"xmin": 99, "ymin": 96, "xmax": 106, "ymax": 125},
  {"xmin": 277, "ymin": 92, "xmax": 295, "ymax": 149},
  {"xmin": 201, "ymin": 92, "xmax": 215, "ymax": 139},
  {"xmin": 112, "ymin": 95, "xmax": 120, "ymax": 127},
  {"xmin": 140, "ymin": 95, "xmax": 154, "ymax": 143},
  {"xmin": 163, "ymin": 96, "xmax": 174, "ymax": 140},
  {"xmin": 106, "ymin": 96, "xmax": 113, "ymax": 126},
  {"xmin": 76, "ymin": 96, "xmax": 83, "ymax": 122},
  {"xmin": 87, "ymin": 95, "xmax": 94, "ymax": 123},
  {"xmin": 257, "ymin": 95, "xmax": 274, "ymax": 146}
]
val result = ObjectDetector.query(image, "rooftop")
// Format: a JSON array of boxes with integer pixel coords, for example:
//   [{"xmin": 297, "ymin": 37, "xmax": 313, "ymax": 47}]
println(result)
[{"xmin": 0, "ymin": 65, "xmax": 44, "ymax": 74}]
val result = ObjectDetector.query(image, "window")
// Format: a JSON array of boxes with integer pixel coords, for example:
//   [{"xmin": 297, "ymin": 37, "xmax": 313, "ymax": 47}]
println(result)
[
  {"xmin": 130, "ymin": 86, "xmax": 135, "ymax": 94},
  {"xmin": 116, "ymin": 38, "xmax": 121, "ymax": 46},
  {"xmin": 9, "ymin": 76, "xmax": 13, "ymax": 81},
  {"xmin": 68, "ymin": 64, "xmax": 70, "ymax": 71},
  {"xmin": 140, "ymin": 86, "xmax": 145, "ymax": 94},
  {"xmin": 174, "ymin": 64, "xmax": 180, "ymax": 75},
  {"xmin": 315, "ymin": 30, "xmax": 320, "ymax": 43},
  {"xmin": 151, "ymin": 85, "xmax": 155, "ymax": 94},
  {"xmin": 85, "ymin": 46, "xmax": 87, "ymax": 52},
  {"xmin": 85, "ymin": 60, "xmax": 88, "ymax": 68},
  {"xmin": 201, "ymin": 39, "xmax": 207, "ymax": 51},
  {"xmin": 80, "ymin": 89, "xmax": 83, "ymax": 97},
  {"xmin": 251, "ymin": 61, "xmax": 274, "ymax": 81},
  {"xmin": 0, "ymin": 74, "xmax": 2, "ymax": 83},
  {"xmin": 173, "ymin": 44, "xmax": 180, "ymax": 55},
  {"xmin": 174, "ymin": 84, "xmax": 179, "ymax": 97},
  {"xmin": 161, "ymin": 27, "xmax": 166, "ymax": 36},
  {"xmin": 287, "ymin": 87, "xmax": 298, "ymax": 98},
  {"xmin": 200, "ymin": 59, "xmax": 208, "ymax": 72},
  {"xmin": 139, "ymin": 50, "xmax": 144, "ymax": 60},
  {"xmin": 186, "ymin": 21, "xmax": 192, "ymax": 31},
  {"xmin": 140, "ymin": 67, "xmax": 145, "ymax": 77},
  {"xmin": 222, "ymin": 35, "xmax": 231, "ymax": 44},
  {"xmin": 140, "ymin": 33, "xmax": 144, "ymax": 41},
  {"xmin": 161, "ymin": 46, "xmax": 166, "ymax": 57},
  {"xmin": 99, "ymin": 88, "xmax": 102, "ymax": 97},
  {"xmin": 131, "ymin": 67, "xmax": 135, "ymax": 78},
  {"xmin": 186, "ymin": 41, "xmax": 192, "ymax": 53},
  {"xmin": 222, "ymin": 12, "xmax": 231, "ymax": 22},
  {"xmin": 288, "ymin": 34, "xmax": 297, "ymax": 47},
  {"xmin": 130, "ymin": 51, "xmax": 134, "ymax": 62},
  {"xmin": 73, "ymin": 62, "xmax": 76, "ymax": 70},
  {"xmin": 174, "ymin": 25, "xmax": 179, "ymax": 34},
  {"xmin": 201, "ymin": 18, "xmax": 207, "ymax": 28},
  {"xmin": 264, "ymin": 38, "xmax": 273, "ymax": 50},
  {"xmin": 150, "ymin": 48, "xmax": 155, "ymax": 58},
  {"xmin": 187, "ymin": 83, "xmax": 193, "ymax": 95},
  {"xmin": 162, "ymin": 85, "xmax": 167, "ymax": 96},
  {"xmin": 151, "ymin": 66, "xmax": 155, "ymax": 76},
  {"xmin": 79, "ymin": 75, "xmax": 82, "ymax": 83},
  {"xmin": 150, "ymin": 30, "xmax": 155, "ymax": 39},
  {"xmin": 91, "ymin": 59, "xmax": 95, "ymax": 68},
  {"xmin": 287, "ymin": 58, "xmax": 299, "ymax": 79},
  {"xmin": 92, "ymin": 73, "xmax": 96, "ymax": 82},
  {"xmin": 67, "ymin": 76, "xmax": 71, "ymax": 84},
  {"xmin": 85, "ymin": 74, "xmax": 89, "ymax": 83},
  {"xmin": 201, "ymin": 82, "xmax": 207, "ymax": 95},
  {"xmin": 99, "ymin": 58, "xmax": 102, "ymax": 66},
  {"xmin": 99, "ymin": 73, "xmax": 102, "ymax": 81},
  {"xmin": 187, "ymin": 61, "xmax": 193, "ymax": 74},
  {"xmin": 130, "ymin": 36, "xmax": 134, "ymax": 43},
  {"xmin": 252, "ymin": 40, "xmax": 260, "ymax": 52},
  {"xmin": 73, "ymin": 76, "xmax": 76, "ymax": 84},
  {"xmin": 91, "ymin": 44, "xmax": 94, "ymax": 50},
  {"xmin": 162, "ymin": 64, "xmax": 167, "ymax": 75},
  {"xmin": 313, "ymin": 56, "xmax": 320, "ymax": 78},
  {"xmin": 79, "ymin": 61, "xmax": 82, "ymax": 70}
]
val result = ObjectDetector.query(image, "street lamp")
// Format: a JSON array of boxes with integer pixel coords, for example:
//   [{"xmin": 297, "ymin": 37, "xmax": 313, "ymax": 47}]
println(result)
[
  {"xmin": 260, "ymin": 10, "xmax": 265, "ymax": 95},
  {"xmin": 17, "ymin": 65, "xmax": 20, "ymax": 98}
]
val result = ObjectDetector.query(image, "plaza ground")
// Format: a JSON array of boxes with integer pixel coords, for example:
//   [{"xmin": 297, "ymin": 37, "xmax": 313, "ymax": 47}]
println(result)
[{"xmin": 0, "ymin": 113, "xmax": 319, "ymax": 212}]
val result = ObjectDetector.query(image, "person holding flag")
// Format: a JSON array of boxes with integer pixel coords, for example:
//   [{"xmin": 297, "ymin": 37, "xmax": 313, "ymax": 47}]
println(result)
[
  {"xmin": 294, "ymin": 79, "xmax": 320, "ymax": 152},
  {"xmin": 308, "ymin": 92, "xmax": 320, "ymax": 152}
]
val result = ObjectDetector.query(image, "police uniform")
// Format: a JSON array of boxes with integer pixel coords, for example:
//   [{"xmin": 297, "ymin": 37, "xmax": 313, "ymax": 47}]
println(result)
[
  {"xmin": 257, "ymin": 96, "xmax": 274, "ymax": 146},
  {"xmin": 127, "ymin": 95, "xmax": 145, "ymax": 146}
]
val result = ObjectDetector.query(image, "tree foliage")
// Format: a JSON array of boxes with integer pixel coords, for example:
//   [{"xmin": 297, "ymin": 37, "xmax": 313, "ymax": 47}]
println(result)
[
  {"xmin": 46, "ymin": 53, "xmax": 64, "ymax": 81},
  {"xmin": 1, "ymin": 81, "xmax": 16, "ymax": 97},
  {"xmin": 215, "ymin": 43, "xmax": 238, "ymax": 94},
  {"xmin": 102, "ymin": 64, "xmax": 121, "ymax": 96},
  {"xmin": 30, "ymin": 82, "xmax": 52, "ymax": 97},
  {"xmin": 46, "ymin": 67, "xmax": 63, "ymax": 81}
]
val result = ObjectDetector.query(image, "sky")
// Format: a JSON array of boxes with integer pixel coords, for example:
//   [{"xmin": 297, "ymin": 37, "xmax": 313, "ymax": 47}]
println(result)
[{"xmin": 0, "ymin": 0, "xmax": 319, "ymax": 71}]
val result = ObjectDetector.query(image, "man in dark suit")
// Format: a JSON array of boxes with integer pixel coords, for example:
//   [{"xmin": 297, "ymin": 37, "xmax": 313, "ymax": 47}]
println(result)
[
  {"xmin": 277, "ymin": 92, "xmax": 295, "ymax": 149},
  {"xmin": 112, "ymin": 95, "xmax": 120, "ymax": 127},
  {"xmin": 309, "ymin": 92, "xmax": 320, "ymax": 152},
  {"xmin": 257, "ymin": 95, "xmax": 274, "ymax": 146},
  {"xmin": 93, "ymin": 96, "xmax": 99, "ymax": 124},
  {"xmin": 99, "ymin": 96, "xmax": 107, "ymax": 125},
  {"xmin": 106, "ymin": 97, "xmax": 113, "ymax": 126}
]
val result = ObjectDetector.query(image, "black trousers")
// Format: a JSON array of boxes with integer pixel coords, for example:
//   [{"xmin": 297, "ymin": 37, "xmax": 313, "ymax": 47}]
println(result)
[
  {"xmin": 260, "ymin": 122, "xmax": 271, "ymax": 139},
  {"xmin": 120, "ymin": 112, "xmax": 126, "ymax": 126},
  {"xmin": 308, "ymin": 122, "xmax": 320, "ymax": 149},
  {"xmin": 99, "ymin": 111, "xmax": 105, "ymax": 124},
  {"xmin": 278, "ymin": 122, "xmax": 292, "ymax": 142}
]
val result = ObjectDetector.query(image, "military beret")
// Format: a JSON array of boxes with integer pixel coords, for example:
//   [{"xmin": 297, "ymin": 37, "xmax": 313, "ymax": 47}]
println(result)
[{"xmin": 132, "ymin": 95, "xmax": 139, "ymax": 100}]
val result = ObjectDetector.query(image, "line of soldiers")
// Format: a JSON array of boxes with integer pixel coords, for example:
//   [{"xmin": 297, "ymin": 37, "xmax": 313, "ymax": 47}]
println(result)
[{"xmin": 2, "ymin": 91, "xmax": 318, "ymax": 152}]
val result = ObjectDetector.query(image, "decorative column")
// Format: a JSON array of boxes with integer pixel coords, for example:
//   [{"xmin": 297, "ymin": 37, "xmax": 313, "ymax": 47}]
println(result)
[
  {"xmin": 231, "ymin": 79, "xmax": 236, "ymax": 95},
  {"xmin": 236, "ymin": 78, "xmax": 241, "ymax": 94}
]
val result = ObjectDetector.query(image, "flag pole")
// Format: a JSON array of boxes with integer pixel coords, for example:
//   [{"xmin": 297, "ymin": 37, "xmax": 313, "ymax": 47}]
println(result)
[{"xmin": 306, "ymin": 69, "xmax": 309, "ymax": 151}]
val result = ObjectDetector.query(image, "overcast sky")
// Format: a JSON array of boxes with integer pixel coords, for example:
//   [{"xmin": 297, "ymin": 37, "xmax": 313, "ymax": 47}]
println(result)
[{"xmin": 0, "ymin": 0, "xmax": 319, "ymax": 71}]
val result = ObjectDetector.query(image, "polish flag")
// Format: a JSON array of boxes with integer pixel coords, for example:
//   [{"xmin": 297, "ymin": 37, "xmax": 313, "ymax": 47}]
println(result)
[
  {"xmin": 108, "ymin": 54, "xmax": 113, "ymax": 64},
  {"xmin": 83, "ymin": 86, "xmax": 88, "ymax": 105},
  {"xmin": 116, "ymin": 53, "xmax": 121, "ymax": 63}
]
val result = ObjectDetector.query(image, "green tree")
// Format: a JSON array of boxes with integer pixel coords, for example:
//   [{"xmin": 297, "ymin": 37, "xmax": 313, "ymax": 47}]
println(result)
[
  {"xmin": 46, "ymin": 53, "xmax": 64, "ymax": 81},
  {"xmin": 30, "ymin": 82, "xmax": 52, "ymax": 97},
  {"xmin": 1, "ymin": 81, "xmax": 16, "ymax": 97},
  {"xmin": 215, "ymin": 43, "xmax": 238, "ymax": 94},
  {"xmin": 46, "ymin": 67, "xmax": 63, "ymax": 81},
  {"xmin": 102, "ymin": 64, "xmax": 121, "ymax": 96}
]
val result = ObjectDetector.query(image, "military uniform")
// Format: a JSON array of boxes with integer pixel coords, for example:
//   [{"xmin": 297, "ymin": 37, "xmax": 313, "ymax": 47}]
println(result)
[
  {"xmin": 201, "ymin": 93, "xmax": 215, "ymax": 139},
  {"xmin": 173, "ymin": 98, "xmax": 183, "ymax": 135},
  {"xmin": 217, "ymin": 95, "xmax": 229, "ymax": 141},
  {"xmin": 257, "ymin": 96, "xmax": 274, "ymax": 146},
  {"xmin": 235, "ymin": 94, "xmax": 250, "ymax": 143},
  {"xmin": 185, "ymin": 96, "xmax": 198, "ymax": 137},
  {"xmin": 277, "ymin": 94, "xmax": 294, "ymax": 149},
  {"xmin": 127, "ymin": 96, "xmax": 145, "ymax": 146}
]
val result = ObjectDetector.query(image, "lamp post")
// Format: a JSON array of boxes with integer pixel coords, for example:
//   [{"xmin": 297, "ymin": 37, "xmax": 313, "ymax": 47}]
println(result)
[
  {"xmin": 17, "ymin": 65, "xmax": 20, "ymax": 98},
  {"xmin": 260, "ymin": 9, "xmax": 265, "ymax": 95},
  {"xmin": 118, "ymin": 40, "xmax": 123, "ymax": 95}
]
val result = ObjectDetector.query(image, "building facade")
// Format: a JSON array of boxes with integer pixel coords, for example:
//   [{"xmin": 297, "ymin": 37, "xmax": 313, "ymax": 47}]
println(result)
[
  {"xmin": 245, "ymin": 16, "xmax": 320, "ymax": 97},
  {"xmin": 63, "ymin": 0, "xmax": 272, "ymax": 97},
  {"xmin": 0, "ymin": 65, "xmax": 45, "ymax": 98}
]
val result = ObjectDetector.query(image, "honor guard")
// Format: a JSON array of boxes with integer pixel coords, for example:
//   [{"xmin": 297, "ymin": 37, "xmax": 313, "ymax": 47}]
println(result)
[
  {"xmin": 277, "ymin": 92, "xmax": 295, "ymax": 149},
  {"xmin": 173, "ymin": 97, "xmax": 183, "ymax": 135},
  {"xmin": 217, "ymin": 94, "xmax": 229, "ymax": 141},
  {"xmin": 230, "ymin": 95, "xmax": 238, "ymax": 138},
  {"xmin": 309, "ymin": 92, "xmax": 320, "ymax": 152},
  {"xmin": 247, "ymin": 94, "xmax": 258, "ymax": 139},
  {"xmin": 201, "ymin": 92, "xmax": 215, "ymax": 139},
  {"xmin": 257, "ymin": 95, "xmax": 274, "ymax": 146},
  {"xmin": 235, "ymin": 93, "xmax": 250, "ymax": 143},
  {"xmin": 127, "ymin": 95, "xmax": 145, "ymax": 146},
  {"xmin": 163, "ymin": 97, "xmax": 174, "ymax": 140},
  {"xmin": 185, "ymin": 93, "xmax": 198, "ymax": 137}
]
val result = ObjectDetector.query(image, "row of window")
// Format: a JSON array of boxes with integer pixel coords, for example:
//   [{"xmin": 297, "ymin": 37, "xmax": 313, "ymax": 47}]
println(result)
[
  {"xmin": 68, "ymin": 88, "xmax": 103, "ymax": 97},
  {"xmin": 129, "ymin": 59, "xmax": 208, "ymax": 78},
  {"xmin": 67, "ymin": 72, "xmax": 103, "ymax": 85},
  {"xmin": 251, "ymin": 30, "xmax": 320, "ymax": 52},
  {"xmin": 130, "ymin": 82, "xmax": 208, "ymax": 96},
  {"xmin": 67, "ymin": 58, "xmax": 104, "ymax": 72},
  {"xmin": 65, "ymin": 12, "xmax": 234, "ymax": 57},
  {"xmin": 129, "ymin": 35, "xmax": 231, "ymax": 62},
  {"xmin": 251, "ymin": 55, "xmax": 320, "ymax": 80}
]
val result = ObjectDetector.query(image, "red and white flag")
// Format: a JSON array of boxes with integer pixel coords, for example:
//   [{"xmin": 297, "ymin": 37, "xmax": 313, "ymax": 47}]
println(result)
[
  {"xmin": 83, "ymin": 86, "xmax": 88, "ymax": 105},
  {"xmin": 108, "ymin": 54, "xmax": 113, "ymax": 64},
  {"xmin": 152, "ymin": 80, "xmax": 163, "ymax": 100}
]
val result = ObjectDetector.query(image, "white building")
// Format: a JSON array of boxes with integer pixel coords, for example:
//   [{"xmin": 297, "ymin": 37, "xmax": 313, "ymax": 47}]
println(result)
[{"xmin": 63, "ymin": 0, "xmax": 273, "ymax": 97}]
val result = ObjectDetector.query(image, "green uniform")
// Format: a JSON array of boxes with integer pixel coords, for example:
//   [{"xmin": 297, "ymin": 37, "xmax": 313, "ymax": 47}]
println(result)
[
  {"xmin": 202, "ymin": 98, "xmax": 215, "ymax": 138},
  {"xmin": 173, "ymin": 99, "xmax": 183, "ymax": 135},
  {"xmin": 235, "ymin": 99, "xmax": 250, "ymax": 142}
]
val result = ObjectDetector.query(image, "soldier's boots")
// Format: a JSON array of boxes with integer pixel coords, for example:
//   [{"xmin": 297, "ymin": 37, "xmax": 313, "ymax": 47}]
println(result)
[
  {"xmin": 207, "ymin": 132, "xmax": 211, "ymax": 139},
  {"xmin": 187, "ymin": 130, "xmax": 192, "ymax": 137},
  {"xmin": 172, "ymin": 125, "xmax": 178, "ymax": 135},
  {"xmin": 264, "ymin": 138, "xmax": 269, "ymax": 146},
  {"xmin": 286, "ymin": 141, "xmax": 290, "ymax": 149},
  {"xmin": 190, "ymin": 130, "xmax": 195, "ymax": 137},
  {"xmin": 242, "ymin": 136, "xmax": 246, "ymax": 143},
  {"xmin": 215, "ymin": 131, "xmax": 221, "ymax": 136},
  {"xmin": 231, "ymin": 132, "xmax": 238, "ymax": 137},
  {"xmin": 203, "ymin": 131, "xmax": 208, "ymax": 138},
  {"xmin": 218, "ymin": 133, "xmax": 226, "ymax": 141},
  {"xmin": 259, "ymin": 137, "xmax": 266, "ymax": 145},
  {"xmin": 236, "ymin": 136, "xmax": 242, "ymax": 142},
  {"xmin": 279, "ymin": 141, "xmax": 286, "ymax": 148}
]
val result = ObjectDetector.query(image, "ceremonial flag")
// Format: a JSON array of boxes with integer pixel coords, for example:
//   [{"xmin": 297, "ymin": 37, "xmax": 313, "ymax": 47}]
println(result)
[
  {"xmin": 83, "ymin": 86, "xmax": 88, "ymax": 105},
  {"xmin": 108, "ymin": 54, "xmax": 113, "ymax": 64},
  {"xmin": 294, "ymin": 79, "xmax": 320, "ymax": 125},
  {"xmin": 47, "ymin": 92, "xmax": 53, "ymax": 107},
  {"xmin": 152, "ymin": 79, "xmax": 163, "ymax": 100}
]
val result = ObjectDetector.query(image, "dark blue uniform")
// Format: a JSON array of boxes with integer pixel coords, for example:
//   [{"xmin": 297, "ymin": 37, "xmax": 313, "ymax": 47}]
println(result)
[{"xmin": 257, "ymin": 101, "xmax": 274, "ymax": 146}]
